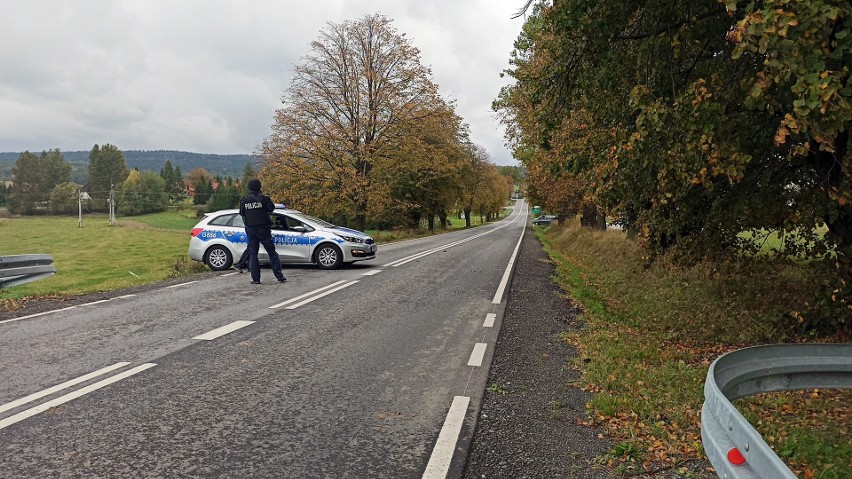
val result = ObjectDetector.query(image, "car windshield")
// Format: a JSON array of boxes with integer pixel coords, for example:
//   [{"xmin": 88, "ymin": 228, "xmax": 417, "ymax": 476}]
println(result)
[{"xmin": 289, "ymin": 212, "xmax": 335, "ymax": 228}]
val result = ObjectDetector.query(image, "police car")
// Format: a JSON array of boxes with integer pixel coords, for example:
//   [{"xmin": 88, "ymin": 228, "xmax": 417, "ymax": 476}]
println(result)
[{"xmin": 188, "ymin": 207, "xmax": 377, "ymax": 271}]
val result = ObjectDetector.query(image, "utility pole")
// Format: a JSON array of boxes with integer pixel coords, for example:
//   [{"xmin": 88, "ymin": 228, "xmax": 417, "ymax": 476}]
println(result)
[
  {"xmin": 108, "ymin": 184, "xmax": 116, "ymax": 226},
  {"xmin": 78, "ymin": 191, "xmax": 91, "ymax": 228}
]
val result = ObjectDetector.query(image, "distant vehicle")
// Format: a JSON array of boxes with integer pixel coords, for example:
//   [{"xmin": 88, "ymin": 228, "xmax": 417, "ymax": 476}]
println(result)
[
  {"xmin": 188, "ymin": 207, "xmax": 376, "ymax": 271},
  {"xmin": 532, "ymin": 215, "xmax": 556, "ymax": 226}
]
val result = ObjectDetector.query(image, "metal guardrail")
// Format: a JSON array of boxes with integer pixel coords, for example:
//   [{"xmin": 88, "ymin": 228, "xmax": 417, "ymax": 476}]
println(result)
[
  {"xmin": 701, "ymin": 343, "xmax": 852, "ymax": 479},
  {"xmin": 0, "ymin": 254, "xmax": 56, "ymax": 288}
]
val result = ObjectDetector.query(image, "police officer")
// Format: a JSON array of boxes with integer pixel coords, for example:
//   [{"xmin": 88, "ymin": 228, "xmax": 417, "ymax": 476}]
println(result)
[{"xmin": 239, "ymin": 179, "xmax": 286, "ymax": 284}]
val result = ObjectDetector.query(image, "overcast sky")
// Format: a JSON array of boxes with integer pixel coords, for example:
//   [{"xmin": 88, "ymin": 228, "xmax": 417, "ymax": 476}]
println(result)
[{"xmin": 0, "ymin": 1, "xmax": 526, "ymax": 166}]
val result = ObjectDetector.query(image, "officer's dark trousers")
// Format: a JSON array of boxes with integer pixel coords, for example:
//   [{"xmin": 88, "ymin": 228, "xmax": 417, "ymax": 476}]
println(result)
[{"xmin": 245, "ymin": 225, "xmax": 284, "ymax": 282}]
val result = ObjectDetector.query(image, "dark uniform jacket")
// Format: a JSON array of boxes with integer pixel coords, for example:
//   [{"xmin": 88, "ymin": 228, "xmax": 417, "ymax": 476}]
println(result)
[{"xmin": 239, "ymin": 192, "xmax": 275, "ymax": 227}]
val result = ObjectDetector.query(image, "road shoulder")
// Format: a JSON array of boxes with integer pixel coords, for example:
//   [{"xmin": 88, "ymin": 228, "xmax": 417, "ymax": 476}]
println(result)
[{"xmin": 462, "ymin": 228, "xmax": 615, "ymax": 478}]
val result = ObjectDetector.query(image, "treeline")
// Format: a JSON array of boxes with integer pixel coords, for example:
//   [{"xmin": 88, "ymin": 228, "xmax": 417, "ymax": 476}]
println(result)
[
  {"xmin": 2, "ymin": 138, "xmax": 520, "ymax": 229},
  {"xmin": 0, "ymin": 150, "xmax": 258, "ymax": 183},
  {"xmin": 496, "ymin": 1, "xmax": 850, "ymax": 332},
  {"xmin": 2, "ymin": 145, "xmax": 257, "ymax": 216}
]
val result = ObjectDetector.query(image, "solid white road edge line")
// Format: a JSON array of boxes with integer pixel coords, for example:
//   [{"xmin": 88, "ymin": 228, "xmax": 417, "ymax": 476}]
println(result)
[
  {"xmin": 0, "ymin": 362, "xmax": 131, "ymax": 415},
  {"xmin": 192, "ymin": 320, "xmax": 255, "ymax": 341},
  {"xmin": 79, "ymin": 299, "xmax": 110, "ymax": 307},
  {"xmin": 483, "ymin": 313, "xmax": 496, "ymax": 328},
  {"xmin": 268, "ymin": 280, "xmax": 347, "ymax": 309},
  {"xmin": 422, "ymin": 395, "xmax": 471, "ymax": 479},
  {"xmin": 0, "ymin": 306, "xmax": 77, "ymax": 325},
  {"xmin": 0, "ymin": 363, "xmax": 157, "ymax": 431},
  {"xmin": 0, "ymin": 291, "xmax": 143, "ymax": 326},
  {"xmin": 467, "ymin": 343, "xmax": 487, "ymax": 367},
  {"xmin": 165, "ymin": 281, "xmax": 197, "ymax": 288},
  {"xmin": 491, "ymin": 227, "xmax": 525, "ymax": 304},
  {"xmin": 285, "ymin": 281, "xmax": 359, "ymax": 309},
  {"xmin": 360, "ymin": 269, "xmax": 383, "ymax": 276}
]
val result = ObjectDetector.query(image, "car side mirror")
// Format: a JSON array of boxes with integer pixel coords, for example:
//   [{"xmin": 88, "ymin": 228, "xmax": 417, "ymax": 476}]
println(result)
[{"xmin": 292, "ymin": 226, "xmax": 308, "ymax": 233}]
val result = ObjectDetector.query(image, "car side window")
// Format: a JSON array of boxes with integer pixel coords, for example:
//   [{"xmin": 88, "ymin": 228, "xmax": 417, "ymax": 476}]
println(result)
[
  {"xmin": 285, "ymin": 216, "xmax": 315, "ymax": 232},
  {"xmin": 271, "ymin": 214, "xmax": 288, "ymax": 231},
  {"xmin": 230, "ymin": 215, "xmax": 245, "ymax": 228},
  {"xmin": 210, "ymin": 214, "xmax": 236, "ymax": 226}
]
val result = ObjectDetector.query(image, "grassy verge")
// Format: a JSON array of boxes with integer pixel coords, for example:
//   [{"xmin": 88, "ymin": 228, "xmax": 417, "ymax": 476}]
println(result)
[
  {"xmin": 537, "ymin": 219, "xmax": 850, "ymax": 478},
  {"xmin": 0, "ymin": 213, "xmax": 207, "ymax": 302}
]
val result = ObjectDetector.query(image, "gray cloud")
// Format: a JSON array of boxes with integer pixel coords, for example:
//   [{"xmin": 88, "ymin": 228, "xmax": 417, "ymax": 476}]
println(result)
[{"xmin": 1, "ymin": 1, "xmax": 524, "ymax": 165}]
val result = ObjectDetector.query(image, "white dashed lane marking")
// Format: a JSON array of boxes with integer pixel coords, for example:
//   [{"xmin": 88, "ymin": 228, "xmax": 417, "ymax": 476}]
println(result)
[
  {"xmin": 192, "ymin": 320, "xmax": 255, "ymax": 341},
  {"xmin": 467, "ymin": 343, "xmax": 487, "ymax": 367}
]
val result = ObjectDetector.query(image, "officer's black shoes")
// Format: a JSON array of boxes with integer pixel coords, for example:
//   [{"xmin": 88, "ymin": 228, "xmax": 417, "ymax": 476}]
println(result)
[
  {"xmin": 277, "ymin": 277, "xmax": 287, "ymax": 283},
  {"xmin": 251, "ymin": 280, "xmax": 261, "ymax": 285}
]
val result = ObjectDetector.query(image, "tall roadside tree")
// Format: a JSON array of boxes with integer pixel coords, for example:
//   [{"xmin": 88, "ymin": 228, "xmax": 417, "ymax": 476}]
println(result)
[
  {"xmin": 725, "ymin": 0, "xmax": 851, "ymax": 329},
  {"xmin": 87, "ymin": 144, "xmax": 129, "ymax": 210},
  {"xmin": 373, "ymin": 103, "xmax": 468, "ymax": 230},
  {"xmin": 458, "ymin": 144, "xmax": 493, "ymax": 228},
  {"xmin": 261, "ymin": 14, "xmax": 441, "ymax": 231},
  {"xmin": 498, "ymin": 0, "xmax": 850, "ymax": 331}
]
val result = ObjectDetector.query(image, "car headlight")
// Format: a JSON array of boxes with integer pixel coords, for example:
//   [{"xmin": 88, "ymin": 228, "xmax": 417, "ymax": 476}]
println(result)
[{"xmin": 336, "ymin": 234, "xmax": 365, "ymax": 243}]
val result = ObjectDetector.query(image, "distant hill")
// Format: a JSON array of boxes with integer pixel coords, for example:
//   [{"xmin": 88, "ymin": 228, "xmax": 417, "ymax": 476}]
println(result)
[{"xmin": 0, "ymin": 150, "xmax": 261, "ymax": 183}]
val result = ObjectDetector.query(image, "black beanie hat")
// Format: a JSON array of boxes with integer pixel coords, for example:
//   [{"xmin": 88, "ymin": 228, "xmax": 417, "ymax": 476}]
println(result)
[{"xmin": 248, "ymin": 179, "xmax": 261, "ymax": 191}]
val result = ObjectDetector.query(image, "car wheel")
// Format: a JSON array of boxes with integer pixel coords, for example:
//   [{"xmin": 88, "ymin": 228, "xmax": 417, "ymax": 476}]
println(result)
[
  {"xmin": 205, "ymin": 245, "xmax": 233, "ymax": 271},
  {"xmin": 315, "ymin": 244, "xmax": 343, "ymax": 270}
]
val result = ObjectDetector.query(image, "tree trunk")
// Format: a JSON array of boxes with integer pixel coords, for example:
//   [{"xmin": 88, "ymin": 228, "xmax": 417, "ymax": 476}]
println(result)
[
  {"xmin": 594, "ymin": 209, "xmax": 606, "ymax": 230},
  {"xmin": 464, "ymin": 207, "xmax": 472, "ymax": 227},
  {"xmin": 580, "ymin": 202, "xmax": 607, "ymax": 230}
]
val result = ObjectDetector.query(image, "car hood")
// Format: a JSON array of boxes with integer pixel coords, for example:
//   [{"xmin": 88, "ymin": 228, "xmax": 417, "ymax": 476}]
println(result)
[{"xmin": 325, "ymin": 226, "xmax": 372, "ymax": 240}]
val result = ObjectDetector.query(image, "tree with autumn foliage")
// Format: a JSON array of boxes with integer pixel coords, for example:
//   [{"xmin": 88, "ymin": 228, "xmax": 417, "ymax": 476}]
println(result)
[
  {"xmin": 497, "ymin": 0, "xmax": 850, "ymax": 332},
  {"xmin": 369, "ymin": 102, "xmax": 474, "ymax": 231},
  {"xmin": 457, "ymin": 144, "xmax": 495, "ymax": 228},
  {"xmin": 474, "ymin": 164, "xmax": 514, "ymax": 222},
  {"xmin": 261, "ymin": 14, "xmax": 443, "ymax": 232}
]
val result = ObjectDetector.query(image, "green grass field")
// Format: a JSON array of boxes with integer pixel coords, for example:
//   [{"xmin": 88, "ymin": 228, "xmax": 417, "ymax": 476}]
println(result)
[{"xmin": 0, "ymin": 213, "xmax": 203, "ymax": 299}]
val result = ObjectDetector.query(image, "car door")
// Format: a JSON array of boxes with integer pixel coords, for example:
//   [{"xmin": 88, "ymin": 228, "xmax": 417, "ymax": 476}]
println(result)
[
  {"xmin": 271, "ymin": 213, "xmax": 312, "ymax": 262},
  {"xmin": 208, "ymin": 213, "xmax": 247, "ymax": 259}
]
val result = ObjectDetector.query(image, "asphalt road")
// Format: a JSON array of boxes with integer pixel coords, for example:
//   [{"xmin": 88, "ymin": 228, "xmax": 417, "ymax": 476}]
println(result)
[{"xmin": 0, "ymin": 201, "xmax": 528, "ymax": 478}]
